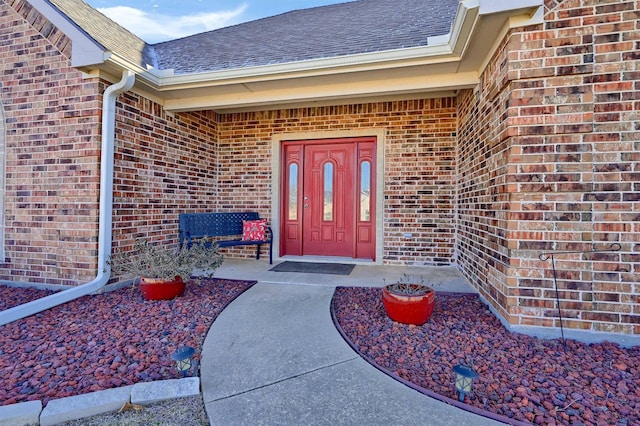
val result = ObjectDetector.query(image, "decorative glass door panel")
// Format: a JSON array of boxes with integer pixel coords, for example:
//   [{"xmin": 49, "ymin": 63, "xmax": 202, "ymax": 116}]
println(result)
[{"xmin": 282, "ymin": 145, "xmax": 302, "ymax": 255}]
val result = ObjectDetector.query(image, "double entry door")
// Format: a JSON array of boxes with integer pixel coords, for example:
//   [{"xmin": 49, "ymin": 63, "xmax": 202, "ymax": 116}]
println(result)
[{"xmin": 281, "ymin": 137, "xmax": 376, "ymax": 260}]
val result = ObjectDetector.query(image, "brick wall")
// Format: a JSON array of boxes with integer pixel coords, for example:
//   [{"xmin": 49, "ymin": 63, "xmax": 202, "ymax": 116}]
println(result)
[
  {"xmin": 0, "ymin": 0, "xmax": 101, "ymax": 285},
  {"xmin": 111, "ymin": 95, "xmax": 218, "ymax": 253},
  {"xmin": 218, "ymin": 100, "xmax": 458, "ymax": 265},
  {"xmin": 456, "ymin": 24, "xmax": 518, "ymax": 322},
  {"xmin": 3, "ymin": 0, "xmax": 637, "ymax": 336},
  {"xmin": 457, "ymin": 0, "xmax": 640, "ymax": 334},
  {"xmin": 0, "ymin": 0, "xmax": 460, "ymax": 280},
  {"xmin": 0, "ymin": 1, "xmax": 220, "ymax": 284}
]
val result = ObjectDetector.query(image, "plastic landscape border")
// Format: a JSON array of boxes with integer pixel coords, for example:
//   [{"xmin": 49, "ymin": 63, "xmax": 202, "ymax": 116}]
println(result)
[{"xmin": 330, "ymin": 288, "xmax": 530, "ymax": 426}]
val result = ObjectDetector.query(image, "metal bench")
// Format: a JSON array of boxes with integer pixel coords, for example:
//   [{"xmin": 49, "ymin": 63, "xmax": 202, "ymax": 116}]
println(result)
[{"xmin": 179, "ymin": 212, "xmax": 273, "ymax": 264}]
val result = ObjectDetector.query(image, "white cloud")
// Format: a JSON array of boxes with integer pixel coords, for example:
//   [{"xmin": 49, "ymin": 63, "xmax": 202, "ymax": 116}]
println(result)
[{"xmin": 97, "ymin": 4, "xmax": 248, "ymax": 43}]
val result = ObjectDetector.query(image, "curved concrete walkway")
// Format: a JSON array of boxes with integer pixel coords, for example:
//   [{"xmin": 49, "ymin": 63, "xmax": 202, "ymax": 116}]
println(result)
[{"xmin": 201, "ymin": 260, "xmax": 505, "ymax": 425}]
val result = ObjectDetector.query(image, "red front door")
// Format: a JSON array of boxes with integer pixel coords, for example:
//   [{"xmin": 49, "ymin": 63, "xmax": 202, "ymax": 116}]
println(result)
[
  {"xmin": 281, "ymin": 138, "xmax": 376, "ymax": 259},
  {"xmin": 302, "ymin": 143, "xmax": 355, "ymax": 256}
]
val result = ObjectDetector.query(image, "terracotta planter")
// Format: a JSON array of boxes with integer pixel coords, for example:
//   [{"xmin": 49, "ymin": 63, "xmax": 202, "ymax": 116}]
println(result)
[
  {"xmin": 139, "ymin": 276, "xmax": 186, "ymax": 300},
  {"xmin": 382, "ymin": 285, "xmax": 435, "ymax": 325}
]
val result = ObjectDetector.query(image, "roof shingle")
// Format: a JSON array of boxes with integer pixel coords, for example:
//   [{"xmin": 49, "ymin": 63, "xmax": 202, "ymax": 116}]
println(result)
[
  {"xmin": 151, "ymin": 0, "xmax": 459, "ymax": 74},
  {"xmin": 47, "ymin": 0, "xmax": 459, "ymax": 75},
  {"xmin": 48, "ymin": 0, "xmax": 153, "ymax": 68}
]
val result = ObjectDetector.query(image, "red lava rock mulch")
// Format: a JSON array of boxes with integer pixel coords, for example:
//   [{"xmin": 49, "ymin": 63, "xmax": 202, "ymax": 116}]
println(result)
[
  {"xmin": 0, "ymin": 286, "xmax": 59, "ymax": 311},
  {"xmin": 0, "ymin": 278, "xmax": 255, "ymax": 407},
  {"xmin": 331, "ymin": 287, "xmax": 640, "ymax": 426}
]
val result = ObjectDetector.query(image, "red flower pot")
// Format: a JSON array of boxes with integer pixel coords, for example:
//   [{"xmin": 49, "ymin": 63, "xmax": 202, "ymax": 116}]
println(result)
[
  {"xmin": 382, "ymin": 285, "xmax": 435, "ymax": 325},
  {"xmin": 139, "ymin": 276, "xmax": 186, "ymax": 300}
]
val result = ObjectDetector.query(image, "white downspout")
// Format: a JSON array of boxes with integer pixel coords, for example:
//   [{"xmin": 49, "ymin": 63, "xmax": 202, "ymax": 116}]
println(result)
[{"xmin": 0, "ymin": 70, "xmax": 136, "ymax": 326}]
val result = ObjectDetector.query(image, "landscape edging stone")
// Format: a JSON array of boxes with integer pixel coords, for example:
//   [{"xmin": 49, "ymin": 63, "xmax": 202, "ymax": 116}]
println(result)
[{"xmin": 0, "ymin": 378, "xmax": 199, "ymax": 426}]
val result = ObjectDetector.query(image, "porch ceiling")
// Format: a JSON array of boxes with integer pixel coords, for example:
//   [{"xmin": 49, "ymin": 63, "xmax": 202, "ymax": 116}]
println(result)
[{"xmin": 90, "ymin": 1, "xmax": 542, "ymax": 113}]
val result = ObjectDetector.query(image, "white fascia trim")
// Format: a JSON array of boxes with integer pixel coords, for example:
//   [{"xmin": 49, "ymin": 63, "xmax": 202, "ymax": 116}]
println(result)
[
  {"xmin": 474, "ymin": 2, "xmax": 544, "ymax": 74},
  {"xmin": 28, "ymin": 0, "xmax": 107, "ymax": 67},
  {"xmin": 478, "ymin": 0, "xmax": 543, "ymax": 15},
  {"xmin": 141, "ymin": 44, "xmax": 458, "ymax": 89},
  {"xmin": 510, "ymin": 4, "xmax": 544, "ymax": 27},
  {"xmin": 453, "ymin": 0, "xmax": 542, "ymax": 57},
  {"xmin": 449, "ymin": 0, "xmax": 481, "ymax": 56}
]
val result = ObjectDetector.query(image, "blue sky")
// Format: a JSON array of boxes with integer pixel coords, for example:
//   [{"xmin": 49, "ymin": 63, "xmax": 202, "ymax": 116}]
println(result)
[{"xmin": 85, "ymin": 0, "xmax": 351, "ymax": 43}]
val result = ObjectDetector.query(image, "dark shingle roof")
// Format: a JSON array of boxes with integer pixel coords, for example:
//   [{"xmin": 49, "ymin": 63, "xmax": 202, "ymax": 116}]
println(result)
[
  {"xmin": 151, "ymin": 0, "xmax": 459, "ymax": 74},
  {"xmin": 48, "ymin": 0, "xmax": 154, "ymax": 68},
  {"xmin": 46, "ymin": 0, "xmax": 459, "ymax": 75}
]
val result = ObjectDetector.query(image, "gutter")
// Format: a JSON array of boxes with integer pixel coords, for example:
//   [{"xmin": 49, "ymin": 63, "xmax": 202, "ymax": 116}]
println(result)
[{"xmin": 0, "ymin": 70, "xmax": 136, "ymax": 326}]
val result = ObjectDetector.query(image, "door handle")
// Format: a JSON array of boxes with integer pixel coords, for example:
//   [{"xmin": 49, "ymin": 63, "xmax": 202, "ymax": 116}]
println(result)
[{"xmin": 304, "ymin": 204, "xmax": 309, "ymax": 208}]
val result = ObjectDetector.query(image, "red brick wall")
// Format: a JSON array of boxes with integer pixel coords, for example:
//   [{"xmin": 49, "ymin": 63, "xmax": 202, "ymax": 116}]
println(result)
[
  {"xmin": 456, "ymin": 25, "xmax": 517, "ymax": 323},
  {"xmin": 457, "ymin": 0, "xmax": 640, "ymax": 334},
  {"xmin": 112, "ymin": 95, "xmax": 218, "ymax": 253},
  {"xmin": 0, "ymin": 0, "xmax": 101, "ymax": 285},
  {"xmin": 218, "ymin": 100, "xmax": 458, "ymax": 265},
  {"xmin": 4, "ymin": 0, "xmax": 637, "ymax": 337},
  {"xmin": 0, "ymin": 1, "xmax": 220, "ymax": 284}
]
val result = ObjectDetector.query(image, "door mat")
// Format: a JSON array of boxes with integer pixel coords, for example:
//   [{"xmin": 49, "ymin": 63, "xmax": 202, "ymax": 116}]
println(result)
[{"xmin": 269, "ymin": 261, "xmax": 355, "ymax": 275}]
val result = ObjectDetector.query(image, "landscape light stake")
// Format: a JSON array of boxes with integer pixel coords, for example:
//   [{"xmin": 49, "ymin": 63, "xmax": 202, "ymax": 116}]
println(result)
[
  {"xmin": 453, "ymin": 364, "xmax": 479, "ymax": 402},
  {"xmin": 539, "ymin": 243, "xmax": 621, "ymax": 351},
  {"xmin": 171, "ymin": 346, "xmax": 196, "ymax": 377}
]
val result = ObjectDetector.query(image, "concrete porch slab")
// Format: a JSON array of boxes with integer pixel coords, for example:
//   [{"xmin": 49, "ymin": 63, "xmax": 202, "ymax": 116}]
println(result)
[{"xmin": 213, "ymin": 258, "xmax": 476, "ymax": 293}]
